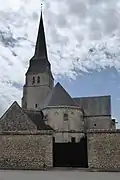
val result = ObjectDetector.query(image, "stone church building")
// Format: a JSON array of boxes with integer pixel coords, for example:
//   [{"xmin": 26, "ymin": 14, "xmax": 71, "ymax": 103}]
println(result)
[
  {"xmin": 0, "ymin": 11, "xmax": 120, "ymax": 171},
  {"xmin": 21, "ymin": 11, "xmax": 116, "ymax": 139},
  {"xmin": 22, "ymin": 11, "xmax": 115, "ymax": 133}
]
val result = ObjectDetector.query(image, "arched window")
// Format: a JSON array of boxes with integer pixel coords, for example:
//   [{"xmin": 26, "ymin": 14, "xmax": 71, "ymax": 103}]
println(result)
[
  {"xmin": 63, "ymin": 113, "xmax": 68, "ymax": 121},
  {"xmin": 32, "ymin": 76, "xmax": 35, "ymax": 84},
  {"xmin": 54, "ymin": 111, "xmax": 59, "ymax": 116},
  {"xmin": 53, "ymin": 137, "xmax": 55, "ymax": 143},
  {"xmin": 37, "ymin": 76, "xmax": 40, "ymax": 83}
]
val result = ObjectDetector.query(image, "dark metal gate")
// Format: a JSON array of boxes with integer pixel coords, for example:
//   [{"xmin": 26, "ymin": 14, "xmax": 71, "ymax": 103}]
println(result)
[{"xmin": 53, "ymin": 136, "xmax": 88, "ymax": 167}]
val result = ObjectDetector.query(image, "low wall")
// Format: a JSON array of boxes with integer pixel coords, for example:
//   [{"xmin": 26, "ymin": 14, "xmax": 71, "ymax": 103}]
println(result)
[
  {"xmin": 87, "ymin": 130, "xmax": 120, "ymax": 170},
  {"xmin": 0, "ymin": 131, "xmax": 53, "ymax": 170}
]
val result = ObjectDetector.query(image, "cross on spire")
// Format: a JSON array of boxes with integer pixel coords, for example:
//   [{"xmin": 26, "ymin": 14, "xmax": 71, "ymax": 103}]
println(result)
[{"xmin": 41, "ymin": 2, "xmax": 43, "ymax": 12}]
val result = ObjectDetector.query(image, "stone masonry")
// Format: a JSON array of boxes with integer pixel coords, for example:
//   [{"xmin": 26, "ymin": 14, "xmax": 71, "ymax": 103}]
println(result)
[
  {"xmin": 87, "ymin": 130, "xmax": 120, "ymax": 170},
  {"xmin": 0, "ymin": 102, "xmax": 37, "ymax": 131},
  {"xmin": 0, "ymin": 131, "xmax": 53, "ymax": 170}
]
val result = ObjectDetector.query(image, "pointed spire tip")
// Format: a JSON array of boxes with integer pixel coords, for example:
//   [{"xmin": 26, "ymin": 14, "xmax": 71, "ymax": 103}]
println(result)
[{"xmin": 34, "ymin": 3, "xmax": 48, "ymax": 59}]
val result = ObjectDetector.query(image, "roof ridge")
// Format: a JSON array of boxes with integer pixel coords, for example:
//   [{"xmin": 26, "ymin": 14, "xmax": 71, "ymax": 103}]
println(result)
[
  {"xmin": 73, "ymin": 95, "xmax": 111, "ymax": 99},
  {"xmin": 0, "ymin": 101, "xmax": 37, "ymax": 131},
  {"xmin": 0, "ymin": 101, "xmax": 19, "ymax": 120}
]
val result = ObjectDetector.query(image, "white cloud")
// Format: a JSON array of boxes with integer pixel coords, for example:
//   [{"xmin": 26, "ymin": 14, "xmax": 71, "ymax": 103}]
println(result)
[{"xmin": 0, "ymin": 0, "xmax": 120, "ymax": 115}]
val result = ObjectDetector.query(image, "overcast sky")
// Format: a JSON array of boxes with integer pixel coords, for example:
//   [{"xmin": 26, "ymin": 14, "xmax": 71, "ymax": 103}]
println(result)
[{"xmin": 0, "ymin": 0, "xmax": 120, "ymax": 126}]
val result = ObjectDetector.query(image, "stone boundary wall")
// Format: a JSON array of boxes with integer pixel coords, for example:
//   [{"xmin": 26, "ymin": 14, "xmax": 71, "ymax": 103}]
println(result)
[
  {"xmin": 87, "ymin": 130, "xmax": 120, "ymax": 170},
  {"xmin": 0, "ymin": 131, "xmax": 53, "ymax": 170},
  {"xmin": 0, "ymin": 130, "xmax": 53, "ymax": 135}
]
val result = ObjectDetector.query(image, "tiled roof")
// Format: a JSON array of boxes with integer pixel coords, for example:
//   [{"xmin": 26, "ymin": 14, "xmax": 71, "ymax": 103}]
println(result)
[
  {"xmin": 73, "ymin": 95, "xmax": 111, "ymax": 116},
  {"xmin": 40, "ymin": 82, "xmax": 79, "ymax": 109},
  {"xmin": 25, "ymin": 110, "xmax": 53, "ymax": 130}
]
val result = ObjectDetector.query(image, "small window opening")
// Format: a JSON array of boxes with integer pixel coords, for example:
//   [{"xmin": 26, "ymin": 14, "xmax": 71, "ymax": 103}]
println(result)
[
  {"xmin": 71, "ymin": 137, "xmax": 76, "ymax": 143},
  {"xmin": 37, "ymin": 76, "xmax": 40, "ymax": 83},
  {"xmin": 32, "ymin": 76, "xmax": 35, "ymax": 84},
  {"xmin": 53, "ymin": 137, "xmax": 55, "ymax": 143},
  {"xmin": 94, "ymin": 124, "xmax": 96, "ymax": 126},
  {"xmin": 35, "ymin": 104, "xmax": 38, "ymax": 108},
  {"xmin": 63, "ymin": 113, "xmax": 68, "ymax": 121},
  {"xmin": 44, "ymin": 115, "xmax": 48, "ymax": 121}
]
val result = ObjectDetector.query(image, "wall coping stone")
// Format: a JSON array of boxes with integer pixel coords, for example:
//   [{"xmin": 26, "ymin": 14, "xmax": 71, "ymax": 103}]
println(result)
[
  {"xmin": 55, "ymin": 130, "xmax": 85, "ymax": 133},
  {"xmin": 55, "ymin": 129, "xmax": 120, "ymax": 133},
  {"xmin": 0, "ymin": 130, "xmax": 53, "ymax": 135},
  {"xmin": 87, "ymin": 129, "xmax": 120, "ymax": 133},
  {"xmin": 1, "ymin": 129, "xmax": 120, "ymax": 135}
]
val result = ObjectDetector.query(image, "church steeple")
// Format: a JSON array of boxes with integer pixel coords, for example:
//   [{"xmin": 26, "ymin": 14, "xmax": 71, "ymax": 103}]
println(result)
[
  {"xmin": 22, "ymin": 5, "xmax": 54, "ymax": 110},
  {"xmin": 34, "ymin": 10, "xmax": 48, "ymax": 60},
  {"xmin": 26, "ymin": 8, "xmax": 51, "ymax": 74}
]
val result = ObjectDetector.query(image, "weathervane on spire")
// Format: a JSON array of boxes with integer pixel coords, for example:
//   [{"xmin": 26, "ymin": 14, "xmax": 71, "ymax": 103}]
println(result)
[{"xmin": 41, "ymin": 1, "xmax": 43, "ymax": 12}]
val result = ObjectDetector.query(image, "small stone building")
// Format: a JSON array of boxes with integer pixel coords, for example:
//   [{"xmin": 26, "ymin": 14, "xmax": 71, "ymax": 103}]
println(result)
[
  {"xmin": 0, "ymin": 10, "xmax": 119, "ymax": 170},
  {"xmin": 0, "ymin": 101, "xmax": 53, "ymax": 170}
]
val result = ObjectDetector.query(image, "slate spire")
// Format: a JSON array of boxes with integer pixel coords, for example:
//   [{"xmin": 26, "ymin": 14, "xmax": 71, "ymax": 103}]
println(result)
[
  {"xmin": 34, "ymin": 8, "xmax": 48, "ymax": 59},
  {"xmin": 26, "ymin": 5, "xmax": 52, "ymax": 74}
]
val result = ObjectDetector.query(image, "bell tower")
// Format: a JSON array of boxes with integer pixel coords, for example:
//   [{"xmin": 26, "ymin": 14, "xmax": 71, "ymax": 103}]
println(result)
[{"xmin": 22, "ymin": 8, "xmax": 54, "ymax": 110}]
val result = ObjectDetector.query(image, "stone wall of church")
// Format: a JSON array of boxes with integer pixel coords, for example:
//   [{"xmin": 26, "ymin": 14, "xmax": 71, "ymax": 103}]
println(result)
[
  {"xmin": 86, "ymin": 116, "xmax": 115, "ymax": 130},
  {"xmin": 23, "ymin": 72, "xmax": 53, "ymax": 110},
  {"xmin": 43, "ymin": 106, "xmax": 84, "ymax": 142},
  {"xmin": 54, "ymin": 132, "xmax": 85, "ymax": 143},
  {"xmin": 87, "ymin": 130, "xmax": 120, "ymax": 170},
  {"xmin": 0, "ymin": 131, "xmax": 53, "ymax": 170}
]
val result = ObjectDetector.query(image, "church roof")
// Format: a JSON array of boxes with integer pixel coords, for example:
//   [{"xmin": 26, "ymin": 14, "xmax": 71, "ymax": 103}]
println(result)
[
  {"xmin": 25, "ymin": 110, "xmax": 53, "ymax": 130},
  {"xmin": 73, "ymin": 95, "xmax": 111, "ymax": 116},
  {"xmin": 40, "ymin": 82, "xmax": 79, "ymax": 109},
  {"xmin": 0, "ymin": 101, "xmax": 53, "ymax": 131}
]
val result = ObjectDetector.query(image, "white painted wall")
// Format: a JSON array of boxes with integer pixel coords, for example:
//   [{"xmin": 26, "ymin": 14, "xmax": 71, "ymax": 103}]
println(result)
[
  {"xmin": 43, "ymin": 106, "xmax": 115, "ymax": 142},
  {"xmin": 53, "ymin": 132, "xmax": 85, "ymax": 143},
  {"xmin": 43, "ymin": 106, "xmax": 84, "ymax": 142}
]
